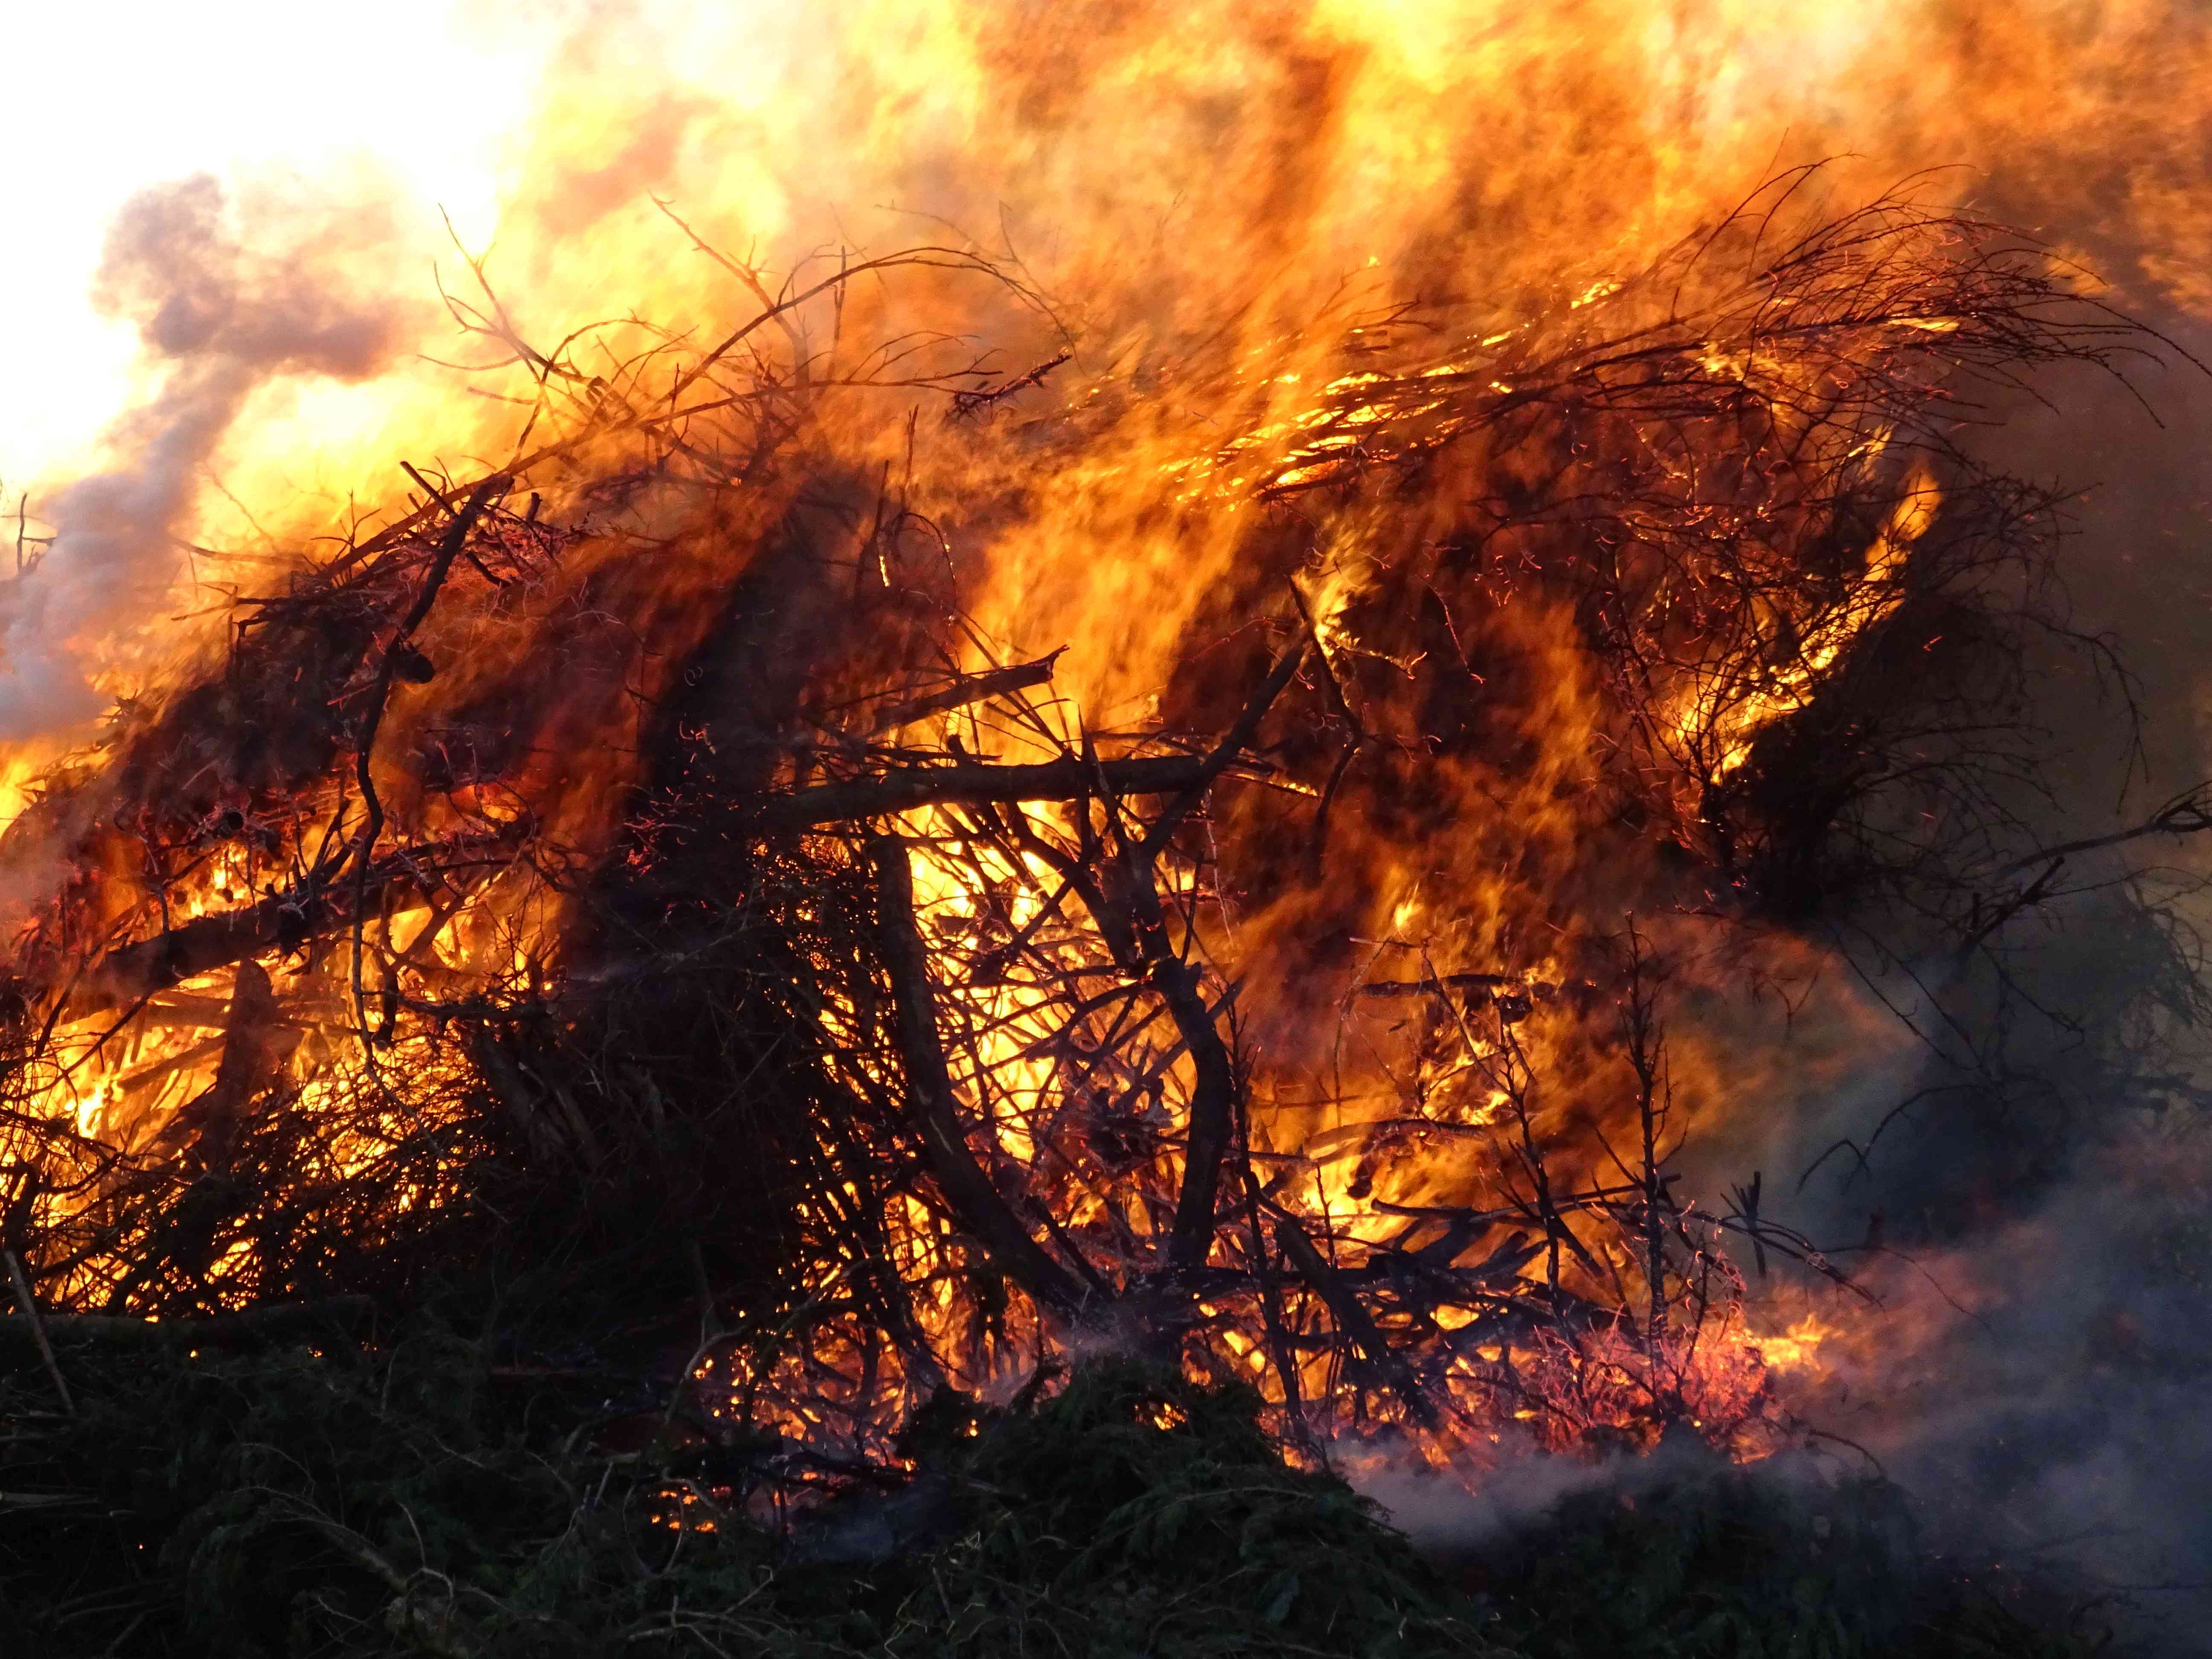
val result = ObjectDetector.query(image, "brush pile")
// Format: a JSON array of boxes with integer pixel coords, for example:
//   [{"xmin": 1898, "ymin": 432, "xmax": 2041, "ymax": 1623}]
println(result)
[{"xmin": 0, "ymin": 172, "xmax": 2197, "ymax": 1652}]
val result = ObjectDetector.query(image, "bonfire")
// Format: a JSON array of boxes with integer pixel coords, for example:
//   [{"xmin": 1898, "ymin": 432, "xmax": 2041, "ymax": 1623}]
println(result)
[{"xmin": 0, "ymin": 165, "xmax": 2193, "ymax": 1653}]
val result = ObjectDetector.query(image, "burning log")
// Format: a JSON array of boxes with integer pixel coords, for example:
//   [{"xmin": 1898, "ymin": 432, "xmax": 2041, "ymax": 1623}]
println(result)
[{"xmin": 58, "ymin": 883, "xmax": 358, "ymax": 1022}]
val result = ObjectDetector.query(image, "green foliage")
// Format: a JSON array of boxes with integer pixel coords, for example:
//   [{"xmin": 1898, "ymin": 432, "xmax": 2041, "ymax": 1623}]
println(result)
[
  {"xmin": 864, "ymin": 1359, "xmax": 1492, "ymax": 1657},
  {"xmin": 0, "ymin": 1334, "xmax": 2111, "ymax": 1659},
  {"xmin": 1477, "ymin": 1451, "xmax": 2111, "ymax": 1659}
]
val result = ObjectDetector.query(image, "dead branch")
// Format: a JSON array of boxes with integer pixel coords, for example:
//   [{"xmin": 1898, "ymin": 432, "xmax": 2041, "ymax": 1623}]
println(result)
[
  {"xmin": 152, "ymin": 959, "xmax": 280, "ymax": 1169},
  {"xmin": 1272, "ymin": 1214, "xmax": 1436, "ymax": 1427},
  {"xmin": 2002, "ymin": 782, "xmax": 2212, "ymax": 870},
  {"xmin": 1138, "ymin": 639, "xmax": 1307, "ymax": 863},
  {"xmin": 860, "ymin": 651, "xmax": 1064, "ymax": 738},
  {"xmin": 3, "ymin": 1249, "xmax": 72, "ymax": 1414},
  {"xmin": 755, "ymin": 753, "xmax": 1237, "ymax": 833},
  {"xmin": 0, "ymin": 1295, "xmax": 372, "ymax": 1349},
  {"xmin": 870, "ymin": 835, "xmax": 1089, "ymax": 1318},
  {"xmin": 345, "ymin": 478, "xmax": 503, "ymax": 1054},
  {"xmin": 1356, "ymin": 972, "xmax": 1528, "ymax": 1001}
]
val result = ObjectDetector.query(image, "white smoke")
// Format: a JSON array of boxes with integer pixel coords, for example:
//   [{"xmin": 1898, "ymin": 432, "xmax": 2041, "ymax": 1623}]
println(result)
[{"xmin": 0, "ymin": 172, "xmax": 407, "ymax": 741}]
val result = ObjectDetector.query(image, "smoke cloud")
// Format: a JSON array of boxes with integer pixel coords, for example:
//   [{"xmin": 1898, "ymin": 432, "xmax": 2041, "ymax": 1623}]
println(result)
[{"xmin": 0, "ymin": 172, "xmax": 410, "ymax": 742}]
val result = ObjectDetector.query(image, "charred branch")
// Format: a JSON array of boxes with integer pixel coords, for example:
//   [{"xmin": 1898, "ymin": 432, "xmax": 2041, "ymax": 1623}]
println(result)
[
  {"xmin": 754, "ymin": 752, "xmax": 1240, "ymax": 833},
  {"xmin": 949, "ymin": 350, "xmax": 1073, "ymax": 419},
  {"xmin": 54, "ymin": 835, "xmax": 521, "ymax": 1022},
  {"xmin": 1272, "ymin": 1214, "xmax": 1437, "ymax": 1428},
  {"xmin": 152, "ymin": 959, "xmax": 281, "ymax": 1170},
  {"xmin": 0, "ymin": 1295, "xmax": 372, "ymax": 1350},
  {"xmin": 859, "ymin": 650, "xmax": 1064, "ymax": 738},
  {"xmin": 870, "ymin": 835, "xmax": 1090, "ymax": 1318},
  {"xmin": 3, "ymin": 1249, "xmax": 73, "ymax": 1415}
]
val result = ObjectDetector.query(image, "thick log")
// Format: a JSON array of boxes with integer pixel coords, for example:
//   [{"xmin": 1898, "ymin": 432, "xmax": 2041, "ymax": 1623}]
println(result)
[
  {"xmin": 58, "ymin": 876, "xmax": 404, "ymax": 1023},
  {"xmin": 55, "ymin": 827, "xmax": 526, "ymax": 1025},
  {"xmin": 61, "ymin": 889, "xmax": 343, "ymax": 1023}
]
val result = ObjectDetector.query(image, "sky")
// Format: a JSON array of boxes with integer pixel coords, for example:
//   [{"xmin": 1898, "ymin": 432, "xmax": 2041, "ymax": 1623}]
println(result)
[{"xmin": 0, "ymin": 0, "xmax": 556, "ymax": 492}]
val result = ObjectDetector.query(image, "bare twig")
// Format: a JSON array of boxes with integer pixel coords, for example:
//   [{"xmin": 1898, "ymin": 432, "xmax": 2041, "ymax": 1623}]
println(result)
[{"xmin": 3, "ymin": 1249, "xmax": 73, "ymax": 1415}]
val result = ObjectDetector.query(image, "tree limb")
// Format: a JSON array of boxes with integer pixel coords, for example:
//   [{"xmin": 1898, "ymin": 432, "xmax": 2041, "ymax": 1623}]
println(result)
[
  {"xmin": 1272, "ymin": 1214, "xmax": 1436, "ymax": 1427},
  {"xmin": 0, "ymin": 1295, "xmax": 372, "ymax": 1349},
  {"xmin": 757, "ymin": 753, "xmax": 1235, "ymax": 833},
  {"xmin": 870, "ymin": 835, "xmax": 1090, "ymax": 1318}
]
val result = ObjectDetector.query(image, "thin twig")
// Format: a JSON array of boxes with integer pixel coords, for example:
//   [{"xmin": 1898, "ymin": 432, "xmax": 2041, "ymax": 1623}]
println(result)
[{"xmin": 4, "ymin": 1249, "xmax": 75, "ymax": 1415}]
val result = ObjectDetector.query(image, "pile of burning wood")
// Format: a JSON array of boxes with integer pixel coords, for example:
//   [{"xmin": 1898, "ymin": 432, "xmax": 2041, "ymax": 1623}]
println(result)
[{"xmin": 0, "ymin": 172, "xmax": 2185, "ymax": 1502}]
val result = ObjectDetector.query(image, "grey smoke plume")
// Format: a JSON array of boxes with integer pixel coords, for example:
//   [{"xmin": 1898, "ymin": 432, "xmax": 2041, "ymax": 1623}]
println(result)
[
  {"xmin": 0, "ymin": 173, "xmax": 406, "ymax": 741},
  {"xmin": 1660, "ymin": 327, "xmax": 2212, "ymax": 1649}
]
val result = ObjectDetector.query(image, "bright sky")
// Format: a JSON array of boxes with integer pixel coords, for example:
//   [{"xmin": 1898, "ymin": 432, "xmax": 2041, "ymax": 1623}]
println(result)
[{"xmin": 0, "ymin": 1, "xmax": 561, "ymax": 491}]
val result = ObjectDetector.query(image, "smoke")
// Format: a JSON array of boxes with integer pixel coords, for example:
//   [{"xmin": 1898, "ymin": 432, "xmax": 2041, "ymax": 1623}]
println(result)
[
  {"xmin": 1683, "ymin": 859, "xmax": 2212, "ymax": 1640},
  {"xmin": 1342, "ymin": 1435, "xmax": 1653, "ymax": 1556},
  {"xmin": 0, "ymin": 172, "xmax": 410, "ymax": 742},
  {"xmin": 1778, "ymin": 1122, "xmax": 2212, "ymax": 1646}
]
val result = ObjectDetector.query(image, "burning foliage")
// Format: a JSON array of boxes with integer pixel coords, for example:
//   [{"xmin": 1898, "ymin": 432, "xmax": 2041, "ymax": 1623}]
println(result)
[{"xmin": 0, "ymin": 169, "xmax": 2203, "ymax": 1648}]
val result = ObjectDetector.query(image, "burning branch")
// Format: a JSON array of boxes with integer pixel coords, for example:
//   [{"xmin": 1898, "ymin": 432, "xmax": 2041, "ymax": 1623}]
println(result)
[
  {"xmin": 753, "ymin": 752, "xmax": 1247, "ymax": 833},
  {"xmin": 949, "ymin": 350, "xmax": 1073, "ymax": 419},
  {"xmin": 55, "ymin": 832, "xmax": 525, "ymax": 1022},
  {"xmin": 1272, "ymin": 1214, "xmax": 1436, "ymax": 1428},
  {"xmin": 870, "ymin": 834, "xmax": 1089, "ymax": 1318},
  {"xmin": 858, "ymin": 650, "xmax": 1064, "ymax": 737}
]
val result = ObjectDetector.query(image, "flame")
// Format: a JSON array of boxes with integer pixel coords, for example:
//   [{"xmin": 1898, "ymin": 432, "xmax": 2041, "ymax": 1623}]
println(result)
[
  {"xmin": 1667, "ymin": 463, "xmax": 1941, "ymax": 782},
  {"xmin": 0, "ymin": 0, "xmax": 2205, "ymax": 1503},
  {"xmin": 1744, "ymin": 1315, "xmax": 1835, "ymax": 1375}
]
